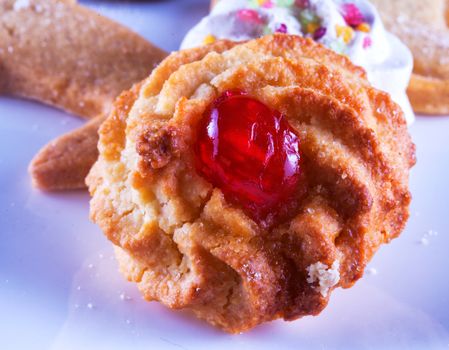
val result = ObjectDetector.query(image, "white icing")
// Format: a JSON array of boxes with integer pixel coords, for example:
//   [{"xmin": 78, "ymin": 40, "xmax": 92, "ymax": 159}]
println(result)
[{"xmin": 181, "ymin": 0, "xmax": 414, "ymax": 125}]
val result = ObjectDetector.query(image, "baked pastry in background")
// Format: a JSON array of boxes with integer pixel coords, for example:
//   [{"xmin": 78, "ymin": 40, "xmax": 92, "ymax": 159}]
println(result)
[
  {"xmin": 87, "ymin": 34, "xmax": 415, "ymax": 333},
  {"xmin": 371, "ymin": 0, "xmax": 449, "ymax": 114},
  {"xmin": 0, "ymin": 0, "xmax": 167, "ymax": 190},
  {"xmin": 30, "ymin": 115, "xmax": 106, "ymax": 190},
  {"xmin": 0, "ymin": 0, "xmax": 166, "ymax": 118}
]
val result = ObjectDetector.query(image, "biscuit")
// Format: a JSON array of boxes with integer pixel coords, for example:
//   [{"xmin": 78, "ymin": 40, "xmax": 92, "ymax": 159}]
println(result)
[
  {"xmin": 29, "ymin": 114, "xmax": 106, "ymax": 190},
  {"xmin": 2, "ymin": 0, "xmax": 168, "ymax": 190},
  {"xmin": 0, "ymin": 0, "xmax": 167, "ymax": 118},
  {"xmin": 371, "ymin": 0, "xmax": 449, "ymax": 114},
  {"xmin": 87, "ymin": 35, "xmax": 415, "ymax": 333}
]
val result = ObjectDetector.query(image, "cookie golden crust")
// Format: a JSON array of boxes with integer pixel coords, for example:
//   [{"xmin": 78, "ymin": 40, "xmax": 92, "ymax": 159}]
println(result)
[
  {"xmin": 87, "ymin": 35, "xmax": 415, "ymax": 333},
  {"xmin": 371, "ymin": 0, "xmax": 449, "ymax": 114}
]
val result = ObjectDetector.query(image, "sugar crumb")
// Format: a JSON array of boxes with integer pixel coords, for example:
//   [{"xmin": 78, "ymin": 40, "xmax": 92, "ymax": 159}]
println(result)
[
  {"xmin": 119, "ymin": 292, "xmax": 132, "ymax": 301},
  {"xmin": 306, "ymin": 260, "xmax": 340, "ymax": 297},
  {"xmin": 87, "ymin": 303, "xmax": 94, "ymax": 309},
  {"xmin": 418, "ymin": 229, "xmax": 438, "ymax": 246},
  {"xmin": 427, "ymin": 230, "xmax": 438, "ymax": 237},
  {"xmin": 419, "ymin": 237, "xmax": 429, "ymax": 246},
  {"xmin": 366, "ymin": 267, "xmax": 378, "ymax": 276},
  {"xmin": 13, "ymin": 0, "xmax": 29, "ymax": 11}
]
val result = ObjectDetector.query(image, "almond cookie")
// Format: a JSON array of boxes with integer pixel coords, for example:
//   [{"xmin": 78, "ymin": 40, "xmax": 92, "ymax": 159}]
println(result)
[{"xmin": 87, "ymin": 35, "xmax": 415, "ymax": 333}]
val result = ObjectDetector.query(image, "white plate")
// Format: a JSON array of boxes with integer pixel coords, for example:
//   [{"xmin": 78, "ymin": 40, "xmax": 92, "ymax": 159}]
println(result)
[{"xmin": 1, "ymin": 1, "xmax": 449, "ymax": 349}]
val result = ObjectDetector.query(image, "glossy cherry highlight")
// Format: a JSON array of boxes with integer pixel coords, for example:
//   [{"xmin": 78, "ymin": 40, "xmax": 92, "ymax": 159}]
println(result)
[{"xmin": 194, "ymin": 90, "xmax": 303, "ymax": 225}]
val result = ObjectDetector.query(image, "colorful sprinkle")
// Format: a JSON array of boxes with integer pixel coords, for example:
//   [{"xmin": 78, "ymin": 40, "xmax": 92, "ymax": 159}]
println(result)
[
  {"xmin": 263, "ymin": 25, "xmax": 273, "ymax": 35},
  {"xmin": 261, "ymin": 0, "xmax": 274, "ymax": 8},
  {"xmin": 294, "ymin": 0, "xmax": 310, "ymax": 9},
  {"xmin": 275, "ymin": 23, "xmax": 288, "ymax": 33},
  {"xmin": 340, "ymin": 3, "xmax": 364, "ymax": 27},
  {"xmin": 203, "ymin": 34, "xmax": 216, "ymax": 45},
  {"xmin": 236, "ymin": 9, "xmax": 265, "ymax": 24},
  {"xmin": 336, "ymin": 24, "xmax": 355, "ymax": 44},
  {"xmin": 356, "ymin": 22, "xmax": 371, "ymax": 33},
  {"xmin": 250, "ymin": 0, "xmax": 274, "ymax": 8},
  {"xmin": 277, "ymin": 0, "xmax": 295, "ymax": 7},
  {"xmin": 313, "ymin": 26, "xmax": 327, "ymax": 40},
  {"xmin": 306, "ymin": 22, "xmax": 319, "ymax": 34},
  {"xmin": 299, "ymin": 9, "xmax": 318, "ymax": 26},
  {"xmin": 217, "ymin": 0, "xmax": 370, "ymax": 54},
  {"xmin": 363, "ymin": 36, "xmax": 372, "ymax": 49}
]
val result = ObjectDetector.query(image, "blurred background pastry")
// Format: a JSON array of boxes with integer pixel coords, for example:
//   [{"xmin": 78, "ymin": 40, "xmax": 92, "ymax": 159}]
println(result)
[
  {"xmin": 371, "ymin": 0, "xmax": 449, "ymax": 115},
  {"xmin": 0, "ymin": 0, "xmax": 167, "ymax": 190}
]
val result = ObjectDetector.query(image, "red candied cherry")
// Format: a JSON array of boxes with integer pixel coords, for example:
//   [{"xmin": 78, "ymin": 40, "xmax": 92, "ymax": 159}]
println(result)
[{"xmin": 194, "ymin": 90, "xmax": 303, "ymax": 225}]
